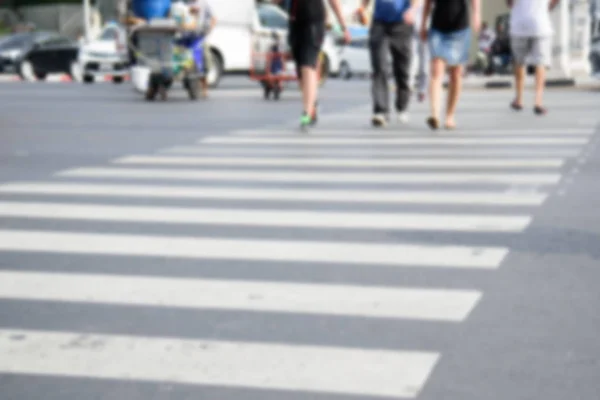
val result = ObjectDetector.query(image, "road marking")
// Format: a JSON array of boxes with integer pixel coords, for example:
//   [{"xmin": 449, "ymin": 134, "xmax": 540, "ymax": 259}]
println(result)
[
  {"xmin": 57, "ymin": 167, "xmax": 562, "ymax": 185},
  {"xmin": 161, "ymin": 146, "xmax": 582, "ymax": 158},
  {"xmin": 0, "ymin": 201, "xmax": 532, "ymax": 232},
  {"xmin": 0, "ymin": 329, "xmax": 439, "ymax": 398},
  {"xmin": 115, "ymin": 155, "xmax": 565, "ymax": 169},
  {"xmin": 0, "ymin": 230, "xmax": 508, "ymax": 269},
  {"xmin": 0, "ymin": 182, "xmax": 548, "ymax": 206},
  {"xmin": 0, "ymin": 271, "xmax": 481, "ymax": 321},
  {"xmin": 231, "ymin": 128, "xmax": 594, "ymax": 137},
  {"xmin": 200, "ymin": 136, "xmax": 588, "ymax": 146}
]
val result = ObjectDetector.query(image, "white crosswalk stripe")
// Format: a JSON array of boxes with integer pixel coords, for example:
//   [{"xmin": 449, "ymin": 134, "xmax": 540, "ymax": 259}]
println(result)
[
  {"xmin": 0, "ymin": 329, "xmax": 439, "ymax": 398},
  {"xmin": 0, "ymin": 201, "xmax": 532, "ymax": 232},
  {"xmin": 0, "ymin": 271, "xmax": 481, "ymax": 321},
  {"xmin": 0, "ymin": 117, "xmax": 595, "ymax": 398},
  {"xmin": 58, "ymin": 167, "xmax": 562, "ymax": 185},
  {"xmin": 114, "ymin": 155, "xmax": 565, "ymax": 168}
]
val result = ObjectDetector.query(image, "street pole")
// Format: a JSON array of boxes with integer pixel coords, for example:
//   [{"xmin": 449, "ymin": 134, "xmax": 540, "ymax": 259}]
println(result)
[{"xmin": 82, "ymin": 0, "xmax": 92, "ymax": 43}]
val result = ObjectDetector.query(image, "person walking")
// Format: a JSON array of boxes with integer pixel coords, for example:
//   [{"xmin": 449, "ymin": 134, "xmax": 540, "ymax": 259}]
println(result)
[
  {"xmin": 358, "ymin": 0, "xmax": 422, "ymax": 127},
  {"xmin": 507, "ymin": 0, "xmax": 559, "ymax": 115},
  {"xmin": 288, "ymin": 0, "xmax": 350, "ymax": 131},
  {"xmin": 421, "ymin": 0, "xmax": 481, "ymax": 130}
]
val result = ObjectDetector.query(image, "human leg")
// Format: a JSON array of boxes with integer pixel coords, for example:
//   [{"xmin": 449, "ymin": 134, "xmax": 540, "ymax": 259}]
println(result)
[
  {"xmin": 510, "ymin": 36, "xmax": 529, "ymax": 109},
  {"xmin": 388, "ymin": 23, "xmax": 414, "ymax": 119},
  {"xmin": 289, "ymin": 22, "xmax": 325, "ymax": 127},
  {"xmin": 445, "ymin": 65, "xmax": 463, "ymax": 128},
  {"xmin": 530, "ymin": 37, "xmax": 551, "ymax": 114},
  {"xmin": 368, "ymin": 21, "xmax": 391, "ymax": 125}
]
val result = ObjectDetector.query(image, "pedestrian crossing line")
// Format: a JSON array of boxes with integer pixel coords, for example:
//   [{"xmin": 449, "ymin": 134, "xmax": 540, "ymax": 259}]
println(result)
[
  {"xmin": 0, "ymin": 271, "xmax": 481, "ymax": 321},
  {"xmin": 114, "ymin": 155, "xmax": 565, "ymax": 169},
  {"xmin": 230, "ymin": 128, "xmax": 594, "ymax": 137},
  {"xmin": 0, "ymin": 329, "xmax": 439, "ymax": 398},
  {"xmin": 0, "ymin": 230, "xmax": 508, "ymax": 269},
  {"xmin": 57, "ymin": 167, "xmax": 562, "ymax": 185},
  {"xmin": 161, "ymin": 145, "xmax": 583, "ymax": 158},
  {"xmin": 199, "ymin": 136, "xmax": 589, "ymax": 146},
  {"xmin": 0, "ymin": 182, "xmax": 549, "ymax": 206},
  {"xmin": 0, "ymin": 201, "xmax": 533, "ymax": 233}
]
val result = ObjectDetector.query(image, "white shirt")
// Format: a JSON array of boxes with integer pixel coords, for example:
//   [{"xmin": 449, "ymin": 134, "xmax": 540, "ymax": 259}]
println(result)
[
  {"xmin": 478, "ymin": 27, "xmax": 496, "ymax": 50},
  {"xmin": 510, "ymin": 0, "xmax": 554, "ymax": 37}
]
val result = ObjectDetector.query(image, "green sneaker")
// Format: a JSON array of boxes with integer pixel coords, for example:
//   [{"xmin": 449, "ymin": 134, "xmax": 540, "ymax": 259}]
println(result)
[{"xmin": 300, "ymin": 113, "xmax": 313, "ymax": 132}]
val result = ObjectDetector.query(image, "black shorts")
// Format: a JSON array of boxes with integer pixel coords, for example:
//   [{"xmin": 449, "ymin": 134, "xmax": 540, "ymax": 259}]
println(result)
[{"xmin": 288, "ymin": 21, "xmax": 325, "ymax": 74}]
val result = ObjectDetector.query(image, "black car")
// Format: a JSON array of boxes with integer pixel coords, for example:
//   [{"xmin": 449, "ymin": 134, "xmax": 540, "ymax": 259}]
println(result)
[{"xmin": 0, "ymin": 31, "xmax": 79, "ymax": 81}]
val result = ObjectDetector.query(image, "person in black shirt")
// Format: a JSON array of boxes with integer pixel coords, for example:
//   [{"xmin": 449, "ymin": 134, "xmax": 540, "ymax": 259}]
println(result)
[
  {"xmin": 421, "ymin": 0, "xmax": 481, "ymax": 130},
  {"xmin": 288, "ymin": 0, "xmax": 350, "ymax": 130}
]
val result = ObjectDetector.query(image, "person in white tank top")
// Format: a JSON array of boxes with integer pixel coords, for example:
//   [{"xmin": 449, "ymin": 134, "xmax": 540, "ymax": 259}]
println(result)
[{"xmin": 507, "ymin": 0, "xmax": 559, "ymax": 115}]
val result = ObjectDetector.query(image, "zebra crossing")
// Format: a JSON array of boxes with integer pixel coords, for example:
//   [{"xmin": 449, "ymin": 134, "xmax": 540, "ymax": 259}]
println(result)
[{"xmin": 0, "ymin": 116, "xmax": 596, "ymax": 399}]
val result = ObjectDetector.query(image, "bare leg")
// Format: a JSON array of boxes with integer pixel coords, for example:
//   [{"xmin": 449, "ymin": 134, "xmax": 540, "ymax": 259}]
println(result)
[
  {"xmin": 534, "ymin": 64, "xmax": 546, "ymax": 107},
  {"xmin": 445, "ymin": 65, "xmax": 463, "ymax": 128},
  {"xmin": 301, "ymin": 66, "xmax": 318, "ymax": 117},
  {"xmin": 513, "ymin": 64, "xmax": 525, "ymax": 106},
  {"xmin": 428, "ymin": 57, "xmax": 445, "ymax": 127}
]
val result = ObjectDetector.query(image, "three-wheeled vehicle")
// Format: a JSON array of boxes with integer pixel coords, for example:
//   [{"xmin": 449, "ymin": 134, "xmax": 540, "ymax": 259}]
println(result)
[{"xmin": 128, "ymin": 19, "xmax": 206, "ymax": 101}]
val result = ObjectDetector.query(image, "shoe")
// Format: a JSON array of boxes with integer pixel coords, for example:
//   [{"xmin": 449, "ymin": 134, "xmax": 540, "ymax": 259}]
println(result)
[
  {"xmin": 371, "ymin": 113, "xmax": 388, "ymax": 127},
  {"xmin": 534, "ymin": 105, "xmax": 547, "ymax": 116},
  {"xmin": 397, "ymin": 111, "xmax": 409, "ymax": 124},
  {"xmin": 510, "ymin": 100, "xmax": 523, "ymax": 111},
  {"xmin": 300, "ymin": 112, "xmax": 314, "ymax": 132},
  {"xmin": 426, "ymin": 116, "xmax": 439, "ymax": 130}
]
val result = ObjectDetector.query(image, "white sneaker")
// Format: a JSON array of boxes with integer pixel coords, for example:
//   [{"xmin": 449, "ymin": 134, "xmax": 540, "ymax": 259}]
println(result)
[
  {"xmin": 397, "ymin": 111, "xmax": 410, "ymax": 124},
  {"xmin": 371, "ymin": 113, "xmax": 388, "ymax": 127}
]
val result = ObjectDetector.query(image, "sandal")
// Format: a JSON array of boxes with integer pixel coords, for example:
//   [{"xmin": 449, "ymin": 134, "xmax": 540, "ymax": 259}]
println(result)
[
  {"xmin": 534, "ymin": 106, "xmax": 547, "ymax": 115},
  {"xmin": 510, "ymin": 101, "xmax": 523, "ymax": 111},
  {"xmin": 426, "ymin": 117, "xmax": 439, "ymax": 130}
]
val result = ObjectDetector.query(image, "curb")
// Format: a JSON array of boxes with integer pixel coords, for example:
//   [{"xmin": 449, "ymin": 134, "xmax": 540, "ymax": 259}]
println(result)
[{"xmin": 0, "ymin": 74, "xmax": 130, "ymax": 83}]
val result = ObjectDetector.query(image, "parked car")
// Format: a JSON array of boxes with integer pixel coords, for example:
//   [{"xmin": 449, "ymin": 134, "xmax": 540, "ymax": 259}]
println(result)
[
  {"xmin": 4, "ymin": 31, "xmax": 80, "ymax": 81},
  {"xmin": 337, "ymin": 35, "xmax": 371, "ymax": 80},
  {"xmin": 0, "ymin": 31, "xmax": 46, "ymax": 74},
  {"xmin": 78, "ymin": 22, "xmax": 129, "ymax": 84}
]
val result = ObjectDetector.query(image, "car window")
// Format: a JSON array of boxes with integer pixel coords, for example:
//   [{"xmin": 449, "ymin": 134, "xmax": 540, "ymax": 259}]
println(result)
[
  {"xmin": 39, "ymin": 36, "xmax": 72, "ymax": 48},
  {"xmin": 99, "ymin": 27, "xmax": 118, "ymax": 41},
  {"xmin": 0, "ymin": 33, "xmax": 32, "ymax": 50},
  {"xmin": 257, "ymin": 4, "xmax": 288, "ymax": 30},
  {"xmin": 349, "ymin": 38, "xmax": 368, "ymax": 49}
]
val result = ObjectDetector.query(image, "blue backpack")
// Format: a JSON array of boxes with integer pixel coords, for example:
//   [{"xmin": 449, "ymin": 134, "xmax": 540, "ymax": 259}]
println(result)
[{"xmin": 373, "ymin": 0, "xmax": 409, "ymax": 23}]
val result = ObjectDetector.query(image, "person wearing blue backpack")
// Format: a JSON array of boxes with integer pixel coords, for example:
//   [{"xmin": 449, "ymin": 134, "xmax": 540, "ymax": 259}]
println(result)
[{"xmin": 358, "ymin": 0, "xmax": 422, "ymax": 127}]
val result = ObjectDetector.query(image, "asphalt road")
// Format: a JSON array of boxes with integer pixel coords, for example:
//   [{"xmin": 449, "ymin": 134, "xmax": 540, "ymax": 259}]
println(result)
[{"xmin": 0, "ymin": 77, "xmax": 599, "ymax": 400}]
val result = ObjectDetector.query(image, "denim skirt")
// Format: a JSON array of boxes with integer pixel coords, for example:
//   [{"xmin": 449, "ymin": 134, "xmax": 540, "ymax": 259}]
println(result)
[{"xmin": 429, "ymin": 28, "xmax": 471, "ymax": 66}]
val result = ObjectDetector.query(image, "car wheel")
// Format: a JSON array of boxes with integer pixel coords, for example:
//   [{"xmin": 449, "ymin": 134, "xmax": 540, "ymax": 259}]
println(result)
[
  {"xmin": 19, "ymin": 61, "xmax": 37, "ymax": 82},
  {"xmin": 112, "ymin": 76, "xmax": 124, "ymax": 84},
  {"xmin": 83, "ymin": 75, "xmax": 94, "ymax": 84},
  {"xmin": 339, "ymin": 61, "xmax": 352, "ymax": 80},
  {"xmin": 206, "ymin": 50, "xmax": 223, "ymax": 88}
]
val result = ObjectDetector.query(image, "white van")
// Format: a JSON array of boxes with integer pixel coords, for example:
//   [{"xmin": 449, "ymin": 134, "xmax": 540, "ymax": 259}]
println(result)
[{"xmin": 206, "ymin": 0, "xmax": 340, "ymax": 87}]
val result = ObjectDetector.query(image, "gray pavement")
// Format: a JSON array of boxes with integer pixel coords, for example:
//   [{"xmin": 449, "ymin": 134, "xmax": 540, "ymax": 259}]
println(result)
[{"xmin": 0, "ymin": 77, "xmax": 599, "ymax": 400}]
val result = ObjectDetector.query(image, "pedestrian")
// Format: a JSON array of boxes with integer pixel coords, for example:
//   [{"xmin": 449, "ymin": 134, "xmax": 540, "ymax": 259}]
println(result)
[
  {"xmin": 187, "ymin": 0, "xmax": 217, "ymax": 98},
  {"xmin": 358, "ymin": 0, "xmax": 421, "ymax": 127},
  {"xmin": 421, "ymin": 0, "xmax": 481, "ymax": 130},
  {"xmin": 507, "ymin": 0, "xmax": 559, "ymax": 115},
  {"xmin": 411, "ymin": 1, "xmax": 429, "ymax": 103},
  {"xmin": 288, "ymin": 0, "xmax": 350, "ymax": 131}
]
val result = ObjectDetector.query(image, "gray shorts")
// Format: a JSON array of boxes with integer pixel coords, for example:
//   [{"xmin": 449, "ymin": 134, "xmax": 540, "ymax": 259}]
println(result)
[{"xmin": 511, "ymin": 36, "xmax": 552, "ymax": 66}]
